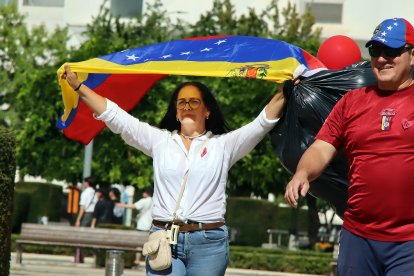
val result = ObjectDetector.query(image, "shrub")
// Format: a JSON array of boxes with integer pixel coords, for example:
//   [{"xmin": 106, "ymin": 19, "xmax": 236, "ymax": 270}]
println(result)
[
  {"xmin": 226, "ymin": 197, "xmax": 308, "ymax": 246},
  {"xmin": 229, "ymin": 246, "xmax": 332, "ymax": 275},
  {"xmin": 12, "ymin": 182, "xmax": 63, "ymax": 232},
  {"xmin": 0, "ymin": 126, "xmax": 16, "ymax": 275},
  {"xmin": 12, "ymin": 191, "xmax": 30, "ymax": 233}
]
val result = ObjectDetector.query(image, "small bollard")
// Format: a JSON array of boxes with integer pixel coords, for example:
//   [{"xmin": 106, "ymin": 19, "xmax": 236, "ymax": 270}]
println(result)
[{"xmin": 105, "ymin": 250, "xmax": 124, "ymax": 276}]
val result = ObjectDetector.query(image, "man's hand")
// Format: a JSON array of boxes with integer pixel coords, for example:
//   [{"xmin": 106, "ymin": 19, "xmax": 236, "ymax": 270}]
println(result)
[{"xmin": 284, "ymin": 172, "xmax": 310, "ymax": 207}]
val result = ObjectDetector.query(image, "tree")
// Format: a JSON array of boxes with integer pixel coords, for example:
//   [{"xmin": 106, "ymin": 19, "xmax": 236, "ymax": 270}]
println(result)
[{"xmin": 11, "ymin": 0, "xmax": 321, "ymax": 195}]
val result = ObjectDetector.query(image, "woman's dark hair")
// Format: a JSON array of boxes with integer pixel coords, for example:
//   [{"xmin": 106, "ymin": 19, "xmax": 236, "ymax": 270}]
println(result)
[
  {"xmin": 97, "ymin": 187, "xmax": 109, "ymax": 200},
  {"xmin": 109, "ymin": 187, "xmax": 121, "ymax": 201},
  {"xmin": 159, "ymin": 81, "xmax": 229, "ymax": 134}
]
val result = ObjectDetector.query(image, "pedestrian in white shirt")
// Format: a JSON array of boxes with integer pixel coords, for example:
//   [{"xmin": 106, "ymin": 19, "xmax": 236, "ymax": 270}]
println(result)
[
  {"xmin": 74, "ymin": 176, "xmax": 97, "ymax": 263},
  {"xmin": 63, "ymin": 65, "xmax": 285, "ymax": 275},
  {"xmin": 75, "ymin": 176, "xmax": 98, "ymax": 227}
]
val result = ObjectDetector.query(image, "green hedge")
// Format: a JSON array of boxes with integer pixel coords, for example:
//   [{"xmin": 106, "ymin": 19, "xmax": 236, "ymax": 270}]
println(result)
[
  {"xmin": 0, "ymin": 126, "xmax": 16, "ymax": 275},
  {"xmin": 12, "ymin": 182, "xmax": 63, "ymax": 232},
  {"xmin": 229, "ymin": 246, "xmax": 332, "ymax": 275},
  {"xmin": 11, "ymin": 192, "xmax": 30, "ymax": 233},
  {"xmin": 226, "ymin": 197, "xmax": 308, "ymax": 246}
]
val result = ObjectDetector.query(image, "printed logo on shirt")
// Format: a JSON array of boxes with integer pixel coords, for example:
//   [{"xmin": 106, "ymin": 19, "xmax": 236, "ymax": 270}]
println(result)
[
  {"xmin": 379, "ymin": 108, "xmax": 396, "ymax": 131},
  {"xmin": 379, "ymin": 108, "xmax": 396, "ymax": 116},
  {"xmin": 402, "ymin": 119, "xmax": 413, "ymax": 130}
]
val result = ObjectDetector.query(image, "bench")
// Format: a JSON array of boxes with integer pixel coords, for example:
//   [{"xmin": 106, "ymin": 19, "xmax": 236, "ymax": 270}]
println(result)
[{"xmin": 16, "ymin": 223, "xmax": 149, "ymax": 264}]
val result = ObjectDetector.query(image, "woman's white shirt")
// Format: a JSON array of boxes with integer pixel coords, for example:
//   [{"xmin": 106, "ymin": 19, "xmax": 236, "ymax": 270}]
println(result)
[{"xmin": 96, "ymin": 99, "xmax": 278, "ymax": 223}]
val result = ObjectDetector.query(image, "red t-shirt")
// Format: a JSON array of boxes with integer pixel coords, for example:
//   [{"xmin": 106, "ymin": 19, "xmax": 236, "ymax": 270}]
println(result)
[{"xmin": 316, "ymin": 84, "xmax": 414, "ymax": 242}]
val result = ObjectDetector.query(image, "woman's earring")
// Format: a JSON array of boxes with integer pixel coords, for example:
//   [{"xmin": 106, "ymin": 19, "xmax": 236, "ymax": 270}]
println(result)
[
  {"xmin": 176, "ymin": 117, "xmax": 180, "ymax": 122},
  {"xmin": 206, "ymin": 115, "xmax": 209, "ymax": 120}
]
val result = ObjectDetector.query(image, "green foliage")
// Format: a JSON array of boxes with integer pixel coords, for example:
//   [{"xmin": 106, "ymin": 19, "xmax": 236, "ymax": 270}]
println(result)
[
  {"xmin": 0, "ymin": 4, "xmax": 85, "ymax": 183},
  {"xmin": 11, "ymin": 191, "xmax": 30, "ymax": 233},
  {"xmin": 0, "ymin": 125, "xmax": 16, "ymax": 275},
  {"xmin": 14, "ymin": 182, "xmax": 63, "ymax": 226},
  {"xmin": 8, "ymin": 1, "xmax": 321, "ymax": 194},
  {"xmin": 226, "ymin": 197, "xmax": 308, "ymax": 246},
  {"xmin": 229, "ymin": 246, "xmax": 332, "ymax": 274}
]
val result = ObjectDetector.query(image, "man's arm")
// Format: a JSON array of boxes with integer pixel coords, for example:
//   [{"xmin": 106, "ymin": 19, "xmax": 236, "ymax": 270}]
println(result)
[{"xmin": 284, "ymin": 139, "xmax": 337, "ymax": 207}]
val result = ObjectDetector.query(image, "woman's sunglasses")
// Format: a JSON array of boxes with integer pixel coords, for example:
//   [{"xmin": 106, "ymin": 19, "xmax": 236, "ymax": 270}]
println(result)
[{"xmin": 368, "ymin": 45, "xmax": 413, "ymax": 58}]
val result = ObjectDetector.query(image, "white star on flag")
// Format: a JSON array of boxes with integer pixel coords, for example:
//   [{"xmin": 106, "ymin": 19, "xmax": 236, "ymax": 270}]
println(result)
[
  {"xmin": 387, "ymin": 25, "xmax": 393, "ymax": 31},
  {"xmin": 381, "ymin": 31, "xmax": 387, "ymax": 36},
  {"xmin": 200, "ymin": 48, "xmax": 212, "ymax": 52},
  {"xmin": 126, "ymin": 54, "xmax": 139, "ymax": 61},
  {"xmin": 215, "ymin": 39, "xmax": 227, "ymax": 45},
  {"xmin": 161, "ymin": 54, "xmax": 172, "ymax": 59},
  {"xmin": 180, "ymin": 51, "xmax": 192, "ymax": 55}
]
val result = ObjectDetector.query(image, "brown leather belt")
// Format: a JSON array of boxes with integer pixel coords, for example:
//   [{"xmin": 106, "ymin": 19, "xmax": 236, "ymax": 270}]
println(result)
[{"xmin": 152, "ymin": 220, "xmax": 225, "ymax": 232}]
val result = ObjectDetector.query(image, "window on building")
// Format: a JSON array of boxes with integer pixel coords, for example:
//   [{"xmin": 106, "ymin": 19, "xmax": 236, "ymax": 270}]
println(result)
[
  {"xmin": 307, "ymin": 1, "xmax": 343, "ymax": 24},
  {"xmin": 23, "ymin": 0, "xmax": 64, "ymax": 7},
  {"xmin": 110, "ymin": 0, "xmax": 143, "ymax": 18}
]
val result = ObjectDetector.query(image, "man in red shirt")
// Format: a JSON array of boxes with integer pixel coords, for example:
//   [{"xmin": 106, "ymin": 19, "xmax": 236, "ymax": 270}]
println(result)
[{"xmin": 285, "ymin": 18, "xmax": 414, "ymax": 275}]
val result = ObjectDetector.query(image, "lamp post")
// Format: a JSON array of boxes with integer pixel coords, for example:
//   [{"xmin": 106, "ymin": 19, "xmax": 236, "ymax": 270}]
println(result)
[{"xmin": 82, "ymin": 140, "xmax": 93, "ymax": 182}]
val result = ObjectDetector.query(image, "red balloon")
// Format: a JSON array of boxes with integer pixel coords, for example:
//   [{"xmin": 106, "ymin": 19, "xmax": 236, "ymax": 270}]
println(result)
[{"xmin": 317, "ymin": 35, "xmax": 361, "ymax": 70}]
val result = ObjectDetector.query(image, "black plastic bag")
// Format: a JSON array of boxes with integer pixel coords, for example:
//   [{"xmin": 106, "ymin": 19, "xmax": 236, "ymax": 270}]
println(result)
[{"xmin": 270, "ymin": 61, "xmax": 378, "ymax": 218}]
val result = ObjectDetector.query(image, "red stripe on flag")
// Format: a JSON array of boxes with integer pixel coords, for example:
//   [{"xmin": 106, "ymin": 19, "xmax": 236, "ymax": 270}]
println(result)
[{"xmin": 301, "ymin": 49, "xmax": 326, "ymax": 70}]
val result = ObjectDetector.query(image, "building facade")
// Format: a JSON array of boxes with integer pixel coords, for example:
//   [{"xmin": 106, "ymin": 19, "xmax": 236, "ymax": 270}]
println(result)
[{"xmin": 9, "ymin": 0, "xmax": 414, "ymax": 56}]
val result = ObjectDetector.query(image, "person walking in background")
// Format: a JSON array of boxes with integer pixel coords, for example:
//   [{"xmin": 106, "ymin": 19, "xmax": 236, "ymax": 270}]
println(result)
[
  {"xmin": 75, "ymin": 176, "xmax": 97, "ymax": 227},
  {"xmin": 117, "ymin": 187, "xmax": 153, "ymax": 267},
  {"xmin": 285, "ymin": 18, "xmax": 414, "ymax": 275},
  {"xmin": 109, "ymin": 187, "xmax": 124, "ymax": 225},
  {"xmin": 91, "ymin": 187, "xmax": 115, "ymax": 228},
  {"xmin": 74, "ymin": 176, "xmax": 98, "ymax": 262},
  {"xmin": 63, "ymin": 65, "xmax": 285, "ymax": 275}
]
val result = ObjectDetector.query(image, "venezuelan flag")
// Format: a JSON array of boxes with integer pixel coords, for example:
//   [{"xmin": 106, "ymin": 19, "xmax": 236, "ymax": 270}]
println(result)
[{"xmin": 57, "ymin": 35, "xmax": 326, "ymax": 144}]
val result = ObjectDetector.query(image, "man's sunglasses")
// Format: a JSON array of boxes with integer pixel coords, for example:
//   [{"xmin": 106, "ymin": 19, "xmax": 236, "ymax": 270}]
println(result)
[{"xmin": 368, "ymin": 45, "xmax": 413, "ymax": 58}]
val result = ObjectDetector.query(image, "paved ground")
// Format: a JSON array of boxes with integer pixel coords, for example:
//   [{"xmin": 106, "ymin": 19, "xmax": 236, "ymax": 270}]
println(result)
[{"xmin": 9, "ymin": 252, "xmax": 323, "ymax": 276}]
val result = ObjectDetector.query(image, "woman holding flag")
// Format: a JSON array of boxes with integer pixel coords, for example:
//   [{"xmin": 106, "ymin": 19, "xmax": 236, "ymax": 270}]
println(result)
[{"xmin": 63, "ymin": 64, "xmax": 285, "ymax": 275}]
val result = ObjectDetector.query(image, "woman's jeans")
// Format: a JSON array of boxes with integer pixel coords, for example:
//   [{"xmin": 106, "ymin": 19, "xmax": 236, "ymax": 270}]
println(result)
[{"xmin": 146, "ymin": 225, "xmax": 229, "ymax": 276}]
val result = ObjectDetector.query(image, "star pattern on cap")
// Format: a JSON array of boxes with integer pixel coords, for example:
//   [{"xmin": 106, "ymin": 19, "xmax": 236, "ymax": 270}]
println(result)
[{"xmin": 375, "ymin": 21, "xmax": 401, "ymax": 43}]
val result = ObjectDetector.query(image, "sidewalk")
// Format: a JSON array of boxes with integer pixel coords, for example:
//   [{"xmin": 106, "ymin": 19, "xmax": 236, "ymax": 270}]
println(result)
[{"xmin": 10, "ymin": 252, "xmax": 323, "ymax": 276}]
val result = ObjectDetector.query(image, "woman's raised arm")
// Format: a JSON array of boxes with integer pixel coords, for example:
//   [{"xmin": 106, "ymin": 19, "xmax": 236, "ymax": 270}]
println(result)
[
  {"xmin": 264, "ymin": 82, "xmax": 286, "ymax": 120},
  {"xmin": 62, "ymin": 65, "xmax": 107, "ymax": 116}
]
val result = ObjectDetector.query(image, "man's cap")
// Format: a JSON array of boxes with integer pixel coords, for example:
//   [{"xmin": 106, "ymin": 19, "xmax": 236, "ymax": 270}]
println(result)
[{"xmin": 365, "ymin": 18, "xmax": 414, "ymax": 48}]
